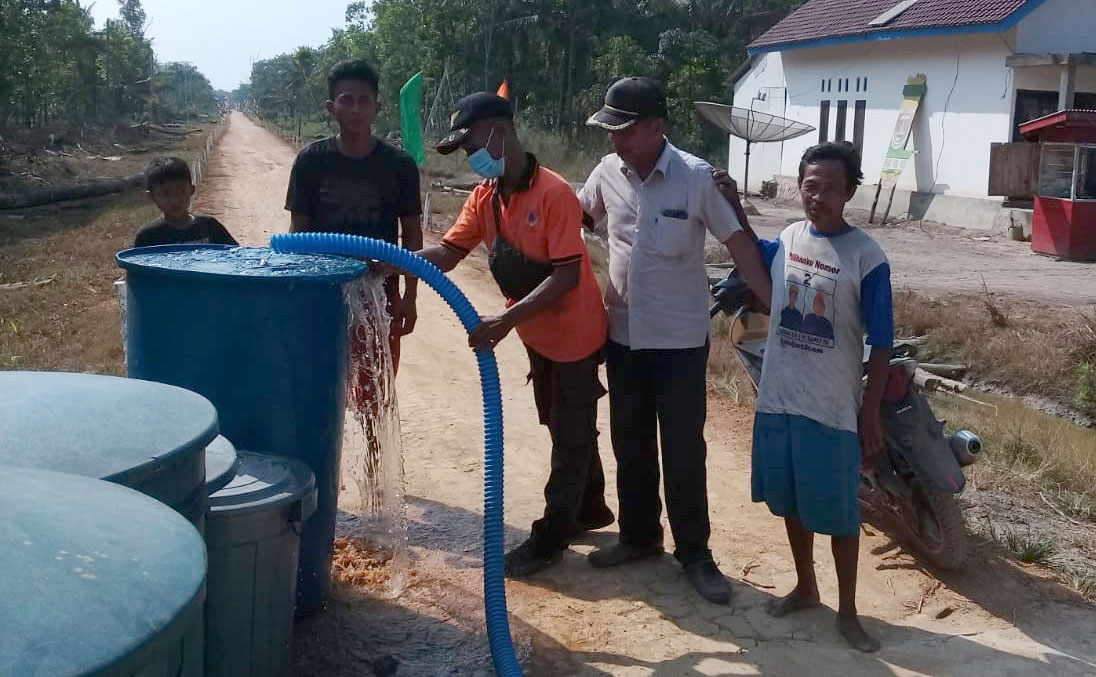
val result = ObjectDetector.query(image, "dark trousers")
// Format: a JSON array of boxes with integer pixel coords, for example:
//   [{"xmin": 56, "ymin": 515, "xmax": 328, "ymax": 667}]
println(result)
[
  {"xmin": 527, "ymin": 346, "xmax": 610, "ymax": 555},
  {"xmin": 606, "ymin": 340, "xmax": 711, "ymax": 565}
]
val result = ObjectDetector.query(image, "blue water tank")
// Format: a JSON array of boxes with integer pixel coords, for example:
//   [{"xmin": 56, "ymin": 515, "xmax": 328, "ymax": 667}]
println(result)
[
  {"xmin": 0, "ymin": 465, "xmax": 207, "ymax": 676},
  {"xmin": 0, "ymin": 371, "xmax": 218, "ymax": 530},
  {"xmin": 117, "ymin": 245, "xmax": 366, "ymax": 615}
]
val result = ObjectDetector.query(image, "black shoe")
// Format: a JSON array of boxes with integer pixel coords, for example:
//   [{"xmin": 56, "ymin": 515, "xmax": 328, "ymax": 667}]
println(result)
[
  {"xmin": 575, "ymin": 506, "xmax": 615, "ymax": 534},
  {"xmin": 505, "ymin": 539, "xmax": 563, "ymax": 578},
  {"xmin": 588, "ymin": 542, "xmax": 663, "ymax": 568},
  {"xmin": 684, "ymin": 559, "xmax": 732, "ymax": 605}
]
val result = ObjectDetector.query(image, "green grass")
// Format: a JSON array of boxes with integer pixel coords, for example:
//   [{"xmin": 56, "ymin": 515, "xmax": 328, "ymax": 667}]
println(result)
[
  {"xmin": 894, "ymin": 290, "xmax": 1096, "ymax": 422},
  {"xmin": 518, "ymin": 124, "xmax": 608, "ymax": 183},
  {"xmin": 1000, "ymin": 529, "xmax": 1057, "ymax": 565},
  {"xmin": 1075, "ymin": 361, "xmax": 1096, "ymax": 412},
  {"xmin": 929, "ymin": 391, "xmax": 1096, "ymax": 508},
  {"xmin": 264, "ymin": 116, "xmax": 333, "ymax": 144},
  {"xmin": 1062, "ymin": 570, "xmax": 1096, "ymax": 600}
]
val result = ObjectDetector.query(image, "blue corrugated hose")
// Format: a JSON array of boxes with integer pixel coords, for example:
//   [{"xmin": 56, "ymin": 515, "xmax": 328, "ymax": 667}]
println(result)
[{"xmin": 270, "ymin": 233, "xmax": 522, "ymax": 677}]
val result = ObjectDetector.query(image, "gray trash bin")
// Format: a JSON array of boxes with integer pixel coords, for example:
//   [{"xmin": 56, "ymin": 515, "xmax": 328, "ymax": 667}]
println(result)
[
  {"xmin": 205, "ymin": 451, "xmax": 317, "ymax": 677},
  {"xmin": 204, "ymin": 434, "xmax": 239, "ymax": 496}
]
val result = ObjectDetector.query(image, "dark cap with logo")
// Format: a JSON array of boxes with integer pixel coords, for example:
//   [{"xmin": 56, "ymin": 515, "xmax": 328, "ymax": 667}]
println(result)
[
  {"xmin": 586, "ymin": 77, "xmax": 668, "ymax": 131},
  {"xmin": 436, "ymin": 92, "xmax": 513, "ymax": 155}
]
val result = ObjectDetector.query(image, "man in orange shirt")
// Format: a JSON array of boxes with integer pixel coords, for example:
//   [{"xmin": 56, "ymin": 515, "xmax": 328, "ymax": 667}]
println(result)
[{"xmin": 417, "ymin": 93, "xmax": 612, "ymax": 576}]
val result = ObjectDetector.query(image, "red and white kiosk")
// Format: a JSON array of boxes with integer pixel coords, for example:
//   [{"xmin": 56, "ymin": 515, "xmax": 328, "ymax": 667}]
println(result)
[{"xmin": 1019, "ymin": 110, "xmax": 1096, "ymax": 261}]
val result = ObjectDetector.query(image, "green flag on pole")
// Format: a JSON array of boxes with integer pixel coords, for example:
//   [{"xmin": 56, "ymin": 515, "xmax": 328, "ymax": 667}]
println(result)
[{"xmin": 399, "ymin": 71, "xmax": 426, "ymax": 166}]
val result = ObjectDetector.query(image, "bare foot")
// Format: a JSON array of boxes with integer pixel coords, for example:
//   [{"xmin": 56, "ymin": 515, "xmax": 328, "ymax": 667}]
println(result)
[
  {"xmin": 837, "ymin": 613, "xmax": 881, "ymax": 653},
  {"xmin": 765, "ymin": 586, "xmax": 821, "ymax": 618}
]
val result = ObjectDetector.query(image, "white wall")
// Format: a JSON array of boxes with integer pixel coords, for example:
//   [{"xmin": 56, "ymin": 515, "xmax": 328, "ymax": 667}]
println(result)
[
  {"xmin": 732, "ymin": 34, "xmax": 1015, "ymax": 198},
  {"xmin": 728, "ymin": 52, "xmax": 789, "ymax": 194},
  {"xmin": 1015, "ymin": 67, "xmax": 1096, "ymax": 93},
  {"xmin": 1015, "ymin": 0, "xmax": 1096, "ymax": 54}
]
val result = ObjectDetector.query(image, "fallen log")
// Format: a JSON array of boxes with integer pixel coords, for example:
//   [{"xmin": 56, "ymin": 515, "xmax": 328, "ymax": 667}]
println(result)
[
  {"xmin": 915, "ymin": 368, "xmax": 968, "ymax": 393},
  {"xmin": 896, "ymin": 336, "xmax": 929, "ymax": 347},
  {"xmin": 0, "ymin": 173, "xmax": 144, "ymax": 210},
  {"xmin": 919, "ymin": 363, "xmax": 969, "ymax": 379}
]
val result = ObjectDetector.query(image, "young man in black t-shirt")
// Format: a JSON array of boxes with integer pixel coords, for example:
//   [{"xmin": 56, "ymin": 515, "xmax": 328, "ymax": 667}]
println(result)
[
  {"xmin": 134, "ymin": 156, "xmax": 238, "ymax": 247},
  {"xmin": 285, "ymin": 58, "xmax": 422, "ymax": 404}
]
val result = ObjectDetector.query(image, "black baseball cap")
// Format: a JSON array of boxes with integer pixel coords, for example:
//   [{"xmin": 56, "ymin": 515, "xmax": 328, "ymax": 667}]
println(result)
[
  {"xmin": 586, "ymin": 77, "xmax": 668, "ymax": 131},
  {"xmin": 436, "ymin": 92, "xmax": 513, "ymax": 155}
]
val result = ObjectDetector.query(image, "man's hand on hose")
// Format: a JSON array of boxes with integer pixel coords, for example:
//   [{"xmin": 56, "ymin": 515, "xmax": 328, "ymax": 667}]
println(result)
[{"xmin": 468, "ymin": 314, "xmax": 514, "ymax": 350}]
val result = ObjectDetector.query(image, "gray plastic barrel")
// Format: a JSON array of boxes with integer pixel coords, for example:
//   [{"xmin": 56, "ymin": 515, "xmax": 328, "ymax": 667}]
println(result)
[
  {"xmin": 0, "ymin": 465, "xmax": 207, "ymax": 676},
  {"xmin": 205, "ymin": 451, "xmax": 318, "ymax": 677},
  {"xmin": 0, "ymin": 371, "xmax": 218, "ymax": 531}
]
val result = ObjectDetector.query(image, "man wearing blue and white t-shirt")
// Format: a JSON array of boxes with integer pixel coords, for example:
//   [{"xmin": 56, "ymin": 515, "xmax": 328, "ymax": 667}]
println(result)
[{"xmin": 718, "ymin": 142, "xmax": 892, "ymax": 653}]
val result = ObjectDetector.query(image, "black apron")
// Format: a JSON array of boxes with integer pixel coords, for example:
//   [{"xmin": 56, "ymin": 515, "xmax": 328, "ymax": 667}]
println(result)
[{"xmin": 488, "ymin": 187, "xmax": 553, "ymax": 301}]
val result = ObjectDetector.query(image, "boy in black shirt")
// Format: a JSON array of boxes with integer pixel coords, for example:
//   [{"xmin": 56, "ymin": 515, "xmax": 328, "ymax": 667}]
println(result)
[{"xmin": 134, "ymin": 156, "xmax": 238, "ymax": 247}]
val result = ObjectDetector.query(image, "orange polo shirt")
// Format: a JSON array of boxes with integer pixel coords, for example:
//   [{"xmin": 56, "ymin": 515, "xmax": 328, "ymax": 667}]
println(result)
[{"xmin": 442, "ymin": 156, "xmax": 607, "ymax": 363}]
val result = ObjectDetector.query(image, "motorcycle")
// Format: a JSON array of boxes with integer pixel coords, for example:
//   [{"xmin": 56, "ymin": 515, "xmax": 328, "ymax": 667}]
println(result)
[{"xmin": 709, "ymin": 269, "xmax": 982, "ymax": 570}]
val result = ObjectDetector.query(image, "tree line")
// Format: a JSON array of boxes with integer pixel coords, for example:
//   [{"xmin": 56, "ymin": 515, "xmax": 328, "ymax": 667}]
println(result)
[
  {"xmin": 0, "ymin": 0, "xmax": 221, "ymax": 135},
  {"xmin": 234, "ymin": 0, "xmax": 804, "ymax": 159}
]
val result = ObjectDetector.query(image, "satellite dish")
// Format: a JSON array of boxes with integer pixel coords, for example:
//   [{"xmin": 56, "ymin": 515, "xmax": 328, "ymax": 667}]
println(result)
[{"xmin": 694, "ymin": 102, "xmax": 816, "ymax": 196}]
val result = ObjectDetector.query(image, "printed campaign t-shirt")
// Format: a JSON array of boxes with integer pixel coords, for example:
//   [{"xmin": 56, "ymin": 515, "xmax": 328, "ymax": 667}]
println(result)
[
  {"xmin": 285, "ymin": 137, "xmax": 421, "ymax": 243},
  {"xmin": 755, "ymin": 220, "xmax": 893, "ymax": 434},
  {"xmin": 134, "ymin": 215, "xmax": 238, "ymax": 247}
]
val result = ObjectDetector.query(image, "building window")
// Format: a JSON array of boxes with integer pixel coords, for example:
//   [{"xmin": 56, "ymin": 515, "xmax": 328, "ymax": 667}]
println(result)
[
  {"xmin": 819, "ymin": 100, "xmax": 831, "ymax": 143},
  {"xmin": 863, "ymin": 76, "xmax": 868, "ymax": 91},
  {"xmin": 853, "ymin": 100, "xmax": 867, "ymax": 155},
  {"xmin": 821, "ymin": 78, "xmax": 826, "ymax": 92},
  {"xmin": 838, "ymin": 79, "xmax": 843, "ymax": 93},
  {"xmin": 835, "ymin": 100, "xmax": 848, "ymax": 142},
  {"xmin": 845, "ymin": 78, "xmax": 850, "ymax": 92}
]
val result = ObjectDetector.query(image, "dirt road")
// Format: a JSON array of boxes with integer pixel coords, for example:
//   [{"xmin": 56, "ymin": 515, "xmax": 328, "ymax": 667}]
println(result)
[
  {"xmin": 194, "ymin": 113, "xmax": 298, "ymax": 244},
  {"xmin": 201, "ymin": 112, "xmax": 1096, "ymax": 676}
]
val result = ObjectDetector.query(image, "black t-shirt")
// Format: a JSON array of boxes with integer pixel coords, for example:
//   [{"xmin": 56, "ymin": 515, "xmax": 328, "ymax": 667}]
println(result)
[
  {"xmin": 284, "ymin": 137, "xmax": 421, "ymax": 244},
  {"xmin": 134, "ymin": 215, "xmax": 238, "ymax": 247}
]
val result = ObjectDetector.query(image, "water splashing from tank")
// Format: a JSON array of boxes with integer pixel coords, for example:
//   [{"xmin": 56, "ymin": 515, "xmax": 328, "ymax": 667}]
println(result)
[
  {"xmin": 341, "ymin": 272, "xmax": 409, "ymax": 597},
  {"xmin": 114, "ymin": 280, "xmax": 128, "ymax": 370}
]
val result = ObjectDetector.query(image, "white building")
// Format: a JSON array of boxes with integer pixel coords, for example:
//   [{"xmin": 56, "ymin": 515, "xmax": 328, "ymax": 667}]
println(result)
[{"xmin": 729, "ymin": 0, "xmax": 1096, "ymax": 229}]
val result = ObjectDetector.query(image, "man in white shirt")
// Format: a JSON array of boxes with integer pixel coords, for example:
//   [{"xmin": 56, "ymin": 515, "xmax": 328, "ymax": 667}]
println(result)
[{"xmin": 579, "ymin": 77, "xmax": 771, "ymax": 604}]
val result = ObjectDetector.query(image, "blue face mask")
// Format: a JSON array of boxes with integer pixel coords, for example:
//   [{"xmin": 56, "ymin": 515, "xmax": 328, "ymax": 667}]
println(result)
[{"xmin": 467, "ymin": 128, "xmax": 505, "ymax": 179}]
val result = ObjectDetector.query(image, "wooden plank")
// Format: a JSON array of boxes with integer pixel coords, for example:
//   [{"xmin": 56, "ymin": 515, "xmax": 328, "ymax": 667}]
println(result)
[
  {"xmin": 1006, "ymin": 53, "xmax": 1060, "ymax": 67},
  {"xmin": 1005, "ymin": 53, "xmax": 1096, "ymax": 68},
  {"xmin": 988, "ymin": 142, "xmax": 1040, "ymax": 198}
]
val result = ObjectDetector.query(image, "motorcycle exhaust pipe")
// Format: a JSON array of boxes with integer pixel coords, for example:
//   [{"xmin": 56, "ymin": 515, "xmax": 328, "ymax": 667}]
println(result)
[{"xmin": 949, "ymin": 430, "xmax": 983, "ymax": 466}]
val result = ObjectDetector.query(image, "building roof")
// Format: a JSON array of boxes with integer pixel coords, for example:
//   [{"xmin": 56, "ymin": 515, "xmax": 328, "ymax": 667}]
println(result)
[
  {"xmin": 748, "ymin": 0, "xmax": 1046, "ymax": 54},
  {"xmin": 1019, "ymin": 109, "xmax": 1096, "ymax": 140}
]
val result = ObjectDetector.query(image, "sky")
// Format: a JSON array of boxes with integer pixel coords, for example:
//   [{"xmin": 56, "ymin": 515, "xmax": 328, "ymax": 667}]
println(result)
[{"xmin": 88, "ymin": 0, "xmax": 357, "ymax": 91}]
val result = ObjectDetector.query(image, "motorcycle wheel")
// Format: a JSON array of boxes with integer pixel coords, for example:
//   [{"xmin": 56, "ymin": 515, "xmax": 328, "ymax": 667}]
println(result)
[{"xmin": 901, "ymin": 484, "xmax": 969, "ymax": 571}]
